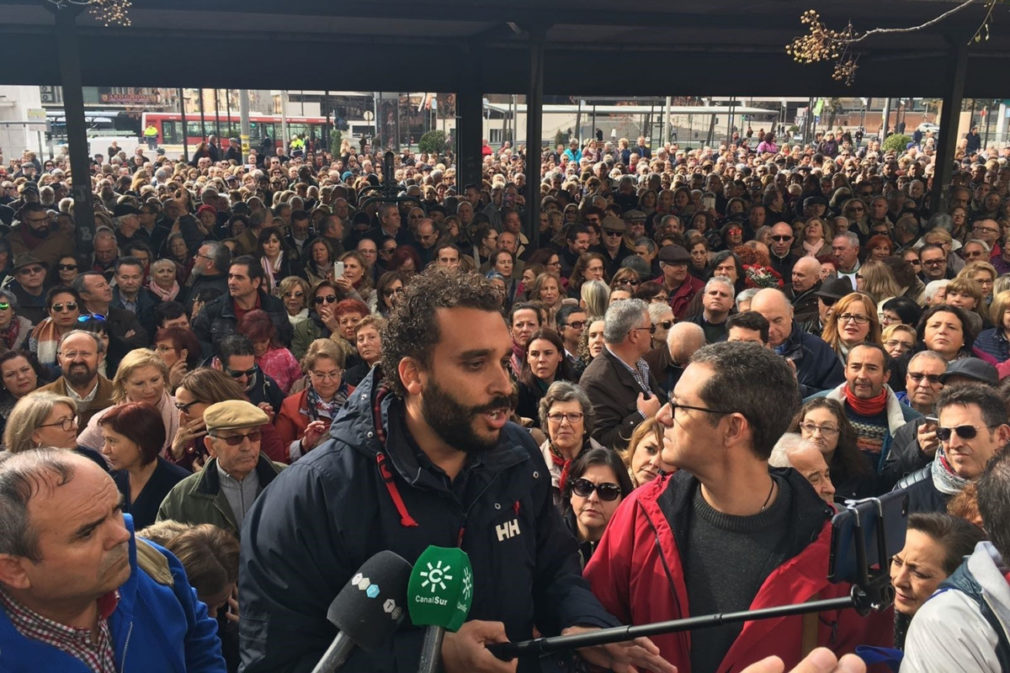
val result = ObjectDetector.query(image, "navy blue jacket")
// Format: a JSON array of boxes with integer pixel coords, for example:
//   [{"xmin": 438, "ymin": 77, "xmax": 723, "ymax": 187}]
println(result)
[
  {"xmin": 779, "ymin": 322, "xmax": 845, "ymax": 396},
  {"xmin": 239, "ymin": 368, "xmax": 618, "ymax": 672}
]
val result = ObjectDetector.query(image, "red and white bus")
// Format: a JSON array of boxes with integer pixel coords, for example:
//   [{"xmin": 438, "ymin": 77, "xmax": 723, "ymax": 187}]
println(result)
[{"xmin": 141, "ymin": 111, "xmax": 332, "ymax": 149}]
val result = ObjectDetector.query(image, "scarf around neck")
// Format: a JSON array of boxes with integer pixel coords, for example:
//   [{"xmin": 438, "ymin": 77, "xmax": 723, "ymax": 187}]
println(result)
[{"xmin": 844, "ymin": 385, "xmax": 887, "ymax": 417}]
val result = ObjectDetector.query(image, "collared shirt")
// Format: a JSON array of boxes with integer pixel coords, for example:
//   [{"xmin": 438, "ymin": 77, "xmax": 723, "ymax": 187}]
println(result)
[
  {"xmin": 217, "ymin": 460, "xmax": 260, "ymax": 530},
  {"xmin": 605, "ymin": 345, "xmax": 652, "ymax": 394},
  {"xmin": 0, "ymin": 587, "xmax": 117, "ymax": 673},
  {"xmin": 66, "ymin": 379, "xmax": 100, "ymax": 405}
]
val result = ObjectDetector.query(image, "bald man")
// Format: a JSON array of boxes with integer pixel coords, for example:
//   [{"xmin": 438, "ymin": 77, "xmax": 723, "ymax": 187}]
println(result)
[
  {"xmin": 789, "ymin": 256, "xmax": 822, "ymax": 324},
  {"xmin": 751, "ymin": 288, "xmax": 844, "ymax": 396},
  {"xmin": 769, "ymin": 434, "xmax": 837, "ymax": 506},
  {"xmin": 644, "ymin": 321, "xmax": 706, "ymax": 394}
]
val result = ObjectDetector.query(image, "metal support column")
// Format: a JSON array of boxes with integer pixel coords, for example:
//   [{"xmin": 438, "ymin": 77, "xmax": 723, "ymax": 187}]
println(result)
[
  {"xmin": 179, "ymin": 87, "xmax": 189, "ymax": 163},
  {"xmin": 932, "ymin": 41, "xmax": 968, "ymax": 215},
  {"xmin": 524, "ymin": 27, "xmax": 545, "ymax": 245},
  {"xmin": 457, "ymin": 43, "xmax": 484, "ymax": 191},
  {"xmin": 52, "ymin": 6, "xmax": 95, "ymax": 262}
]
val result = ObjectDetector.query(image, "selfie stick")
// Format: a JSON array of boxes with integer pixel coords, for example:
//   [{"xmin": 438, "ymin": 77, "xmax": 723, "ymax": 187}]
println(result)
[{"xmin": 490, "ymin": 498, "xmax": 896, "ymax": 661}]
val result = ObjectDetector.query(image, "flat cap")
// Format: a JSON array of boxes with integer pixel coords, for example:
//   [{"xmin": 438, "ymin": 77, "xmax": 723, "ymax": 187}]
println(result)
[
  {"xmin": 204, "ymin": 400, "xmax": 269, "ymax": 432},
  {"xmin": 623, "ymin": 209, "xmax": 647, "ymax": 222},
  {"xmin": 601, "ymin": 215, "xmax": 626, "ymax": 233},
  {"xmin": 658, "ymin": 245, "xmax": 691, "ymax": 264}
]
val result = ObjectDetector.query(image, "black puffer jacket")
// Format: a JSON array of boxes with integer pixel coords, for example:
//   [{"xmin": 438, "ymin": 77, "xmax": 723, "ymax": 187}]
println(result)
[{"xmin": 239, "ymin": 368, "xmax": 618, "ymax": 673}]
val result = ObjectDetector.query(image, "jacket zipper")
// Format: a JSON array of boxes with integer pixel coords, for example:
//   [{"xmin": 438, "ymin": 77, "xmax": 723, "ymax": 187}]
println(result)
[{"xmin": 120, "ymin": 620, "xmax": 134, "ymax": 671}]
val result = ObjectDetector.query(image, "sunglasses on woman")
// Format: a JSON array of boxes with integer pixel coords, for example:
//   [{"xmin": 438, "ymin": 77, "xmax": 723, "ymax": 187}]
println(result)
[{"xmin": 571, "ymin": 478, "xmax": 622, "ymax": 501}]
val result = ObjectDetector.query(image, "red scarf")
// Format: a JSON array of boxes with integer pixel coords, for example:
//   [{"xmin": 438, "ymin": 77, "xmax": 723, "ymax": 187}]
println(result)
[{"xmin": 844, "ymin": 385, "xmax": 887, "ymax": 416}]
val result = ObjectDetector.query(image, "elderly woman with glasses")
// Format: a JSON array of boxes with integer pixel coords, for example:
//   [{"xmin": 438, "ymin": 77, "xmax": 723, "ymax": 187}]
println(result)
[
  {"xmin": 29, "ymin": 285, "xmax": 83, "ymax": 376},
  {"xmin": 537, "ymin": 381, "xmax": 605, "ymax": 505},
  {"xmin": 2, "ymin": 391, "xmax": 107, "ymax": 470},
  {"xmin": 277, "ymin": 339, "xmax": 352, "ymax": 462},
  {"xmin": 77, "ymin": 348, "xmax": 179, "ymax": 458}
]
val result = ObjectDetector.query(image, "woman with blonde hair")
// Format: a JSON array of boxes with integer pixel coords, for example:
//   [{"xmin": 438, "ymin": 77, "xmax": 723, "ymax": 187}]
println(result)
[
  {"xmin": 957, "ymin": 260, "xmax": 997, "ymax": 304},
  {"xmin": 821, "ymin": 292, "xmax": 882, "ymax": 365},
  {"xmin": 3, "ymin": 391, "xmax": 107, "ymax": 469},
  {"xmin": 76, "ymin": 348, "xmax": 178, "ymax": 456},
  {"xmin": 622, "ymin": 416, "xmax": 672, "ymax": 488},
  {"xmin": 580, "ymin": 280, "xmax": 610, "ymax": 319}
]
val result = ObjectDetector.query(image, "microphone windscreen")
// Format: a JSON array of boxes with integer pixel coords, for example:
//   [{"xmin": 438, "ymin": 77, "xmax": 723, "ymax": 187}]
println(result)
[{"xmin": 327, "ymin": 550, "xmax": 413, "ymax": 651}]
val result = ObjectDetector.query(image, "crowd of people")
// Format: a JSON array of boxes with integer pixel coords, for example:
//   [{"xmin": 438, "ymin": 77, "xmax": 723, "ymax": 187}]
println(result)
[{"xmin": 0, "ymin": 123, "xmax": 1009, "ymax": 672}]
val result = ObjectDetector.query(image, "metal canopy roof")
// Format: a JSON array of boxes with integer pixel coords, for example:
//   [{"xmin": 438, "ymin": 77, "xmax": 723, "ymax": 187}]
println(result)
[{"xmin": 0, "ymin": 0, "xmax": 1005, "ymax": 97}]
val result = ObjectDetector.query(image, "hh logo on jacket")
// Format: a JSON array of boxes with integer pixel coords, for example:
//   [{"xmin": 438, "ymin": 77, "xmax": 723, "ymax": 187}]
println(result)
[{"xmin": 496, "ymin": 519, "xmax": 520, "ymax": 541}]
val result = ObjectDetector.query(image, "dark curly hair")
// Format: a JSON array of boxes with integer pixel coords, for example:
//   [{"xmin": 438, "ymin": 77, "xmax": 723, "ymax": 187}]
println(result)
[{"xmin": 381, "ymin": 269, "xmax": 503, "ymax": 397}]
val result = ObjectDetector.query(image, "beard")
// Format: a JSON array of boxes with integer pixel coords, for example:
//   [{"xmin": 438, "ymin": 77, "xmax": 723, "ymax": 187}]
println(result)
[
  {"xmin": 421, "ymin": 378, "xmax": 512, "ymax": 455},
  {"xmin": 65, "ymin": 362, "xmax": 97, "ymax": 387}
]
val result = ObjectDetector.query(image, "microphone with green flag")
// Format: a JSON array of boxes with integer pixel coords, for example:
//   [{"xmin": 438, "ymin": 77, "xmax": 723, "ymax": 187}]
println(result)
[{"xmin": 408, "ymin": 545, "xmax": 474, "ymax": 673}]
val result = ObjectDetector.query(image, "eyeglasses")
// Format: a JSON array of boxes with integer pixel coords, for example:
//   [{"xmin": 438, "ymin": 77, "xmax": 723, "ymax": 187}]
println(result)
[
  {"xmin": 285, "ymin": 291, "xmax": 305, "ymax": 299},
  {"xmin": 654, "ymin": 320, "xmax": 674, "ymax": 330},
  {"xmin": 770, "ymin": 235, "xmax": 793, "ymax": 242},
  {"xmin": 547, "ymin": 411, "xmax": 584, "ymax": 424},
  {"xmin": 563, "ymin": 320, "xmax": 586, "ymax": 330},
  {"xmin": 633, "ymin": 325, "xmax": 657, "ymax": 335},
  {"xmin": 837, "ymin": 313, "xmax": 869, "ymax": 324},
  {"xmin": 51, "ymin": 302, "xmax": 78, "ymax": 313},
  {"xmin": 922, "ymin": 259, "xmax": 945, "ymax": 266},
  {"xmin": 604, "ymin": 230, "xmax": 623, "ymax": 237},
  {"xmin": 884, "ymin": 339, "xmax": 913, "ymax": 351},
  {"xmin": 974, "ymin": 226, "xmax": 999, "ymax": 234},
  {"xmin": 384, "ymin": 287, "xmax": 406, "ymax": 297},
  {"xmin": 799, "ymin": 421, "xmax": 839, "ymax": 436},
  {"xmin": 17, "ymin": 266, "xmax": 44, "ymax": 274},
  {"xmin": 0, "ymin": 303, "xmax": 9, "ymax": 311},
  {"xmin": 571, "ymin": 478, "xmax": 622, "ymax": 501},
  {"xmin": 314, "ymin": 295, "xmax": 338, "ymax": 305},
  {"xmin": 936, "ymin": 425, "xmax": 990, "ymax": 442},
  {"xmin": 908, "ymin": 372, "xmax": 943, "ymax": 385},
  {"xmin": 37, "ymin": 417, "xmax": 76, "ymax": 432},
  {"xmin": 174, "ymin": 399, "xmax": 200, "ymax": 413},
  {"xmin": 57, "ymin": 264, "xmax": 77, "ymax": 271},
  {"xmin": 225, "ymin": 366, "xmax": 258, "ymax": 379},
  {"xmin": 310, "ymin": 369, "xmax": 342, "ymax": 381},
  {"xmin": 669, "ymin": 401, "xmax": 731, "ymax": 417},
  {"xmin": 77, "ymin": 313, "xmax": 106, "ymax": 323},
  {"xmin": 210, "ymin": 430, "xmax": 262, "ymax": 446}
]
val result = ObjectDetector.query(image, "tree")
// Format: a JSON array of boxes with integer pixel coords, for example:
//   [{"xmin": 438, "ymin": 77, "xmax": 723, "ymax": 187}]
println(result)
[
  {"xmin": 418, "ymin": 130, "xmax": 447, "ymax": 155},
  {"xmin": 786, "ymin": 2, "xmax": 996, "ymax": 85},
  {"xmin": 882, "ymin": 133, "xmax": 912, "ymax": 153},
  {"xmin": 329, "ymin": 129, "xmax": 342, "ymax": 156},
  {"xmin": 554, "ymin": 129, "xmax": 566, "ymax": 148}
]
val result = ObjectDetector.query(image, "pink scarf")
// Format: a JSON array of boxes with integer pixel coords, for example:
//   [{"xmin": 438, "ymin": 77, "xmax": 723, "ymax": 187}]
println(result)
[{"xmin": 148, "ymin": 279, "xmax": 180, "ymax": 302}]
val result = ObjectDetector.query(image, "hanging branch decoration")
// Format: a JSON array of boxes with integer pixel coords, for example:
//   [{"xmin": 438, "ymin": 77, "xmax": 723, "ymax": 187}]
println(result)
[
  {"xmin": 786, "ymin": 0, "xmax": 995, "ymax": 85},
  {"xmin": 45, "ymin": 0, "xmax": 133, "ymax": 27}
]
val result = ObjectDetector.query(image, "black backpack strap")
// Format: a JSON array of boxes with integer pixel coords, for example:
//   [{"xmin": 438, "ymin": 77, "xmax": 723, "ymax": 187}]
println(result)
[{"xmin": 937, "ymin": 563, "xmax": 1010, "ymax": 672}]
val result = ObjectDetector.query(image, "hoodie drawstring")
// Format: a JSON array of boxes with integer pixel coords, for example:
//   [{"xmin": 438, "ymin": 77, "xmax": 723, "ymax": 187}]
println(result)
[{"xmin": 376, "ymin": 452, "xmax": 419, "ymax": 527}]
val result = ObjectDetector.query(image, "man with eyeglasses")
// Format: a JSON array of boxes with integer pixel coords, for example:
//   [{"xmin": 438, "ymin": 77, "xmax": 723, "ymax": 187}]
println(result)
[
  {"xmin": 158, "ymin": 400, "xmax": 284, "ymax": 539},
  {"xmin": 808, "ymin": 343, "xmax": 921, "ymax": 476},
  {"xmin": 919, "ymin": 244, "xmax": 953, "ymax": 283},
  {"xmin": 586, "ymin": 342, "xmax": 891, "ymax": 671},
  {"xmin": 768, "ymin": 222, "xmax": 799, "ymax": 283},
  {"xmin": 556, "ymin": 304, "xmax": 589, "ymax": 377},
  {"xmin": 656, "ymin": 245, "xmax": 704, "ymax": 320},
  {"xmin": 8, "ymin": 202, "xmax": 74, "ymax": 270},
  {"xmin": 7, "ymin": 254, "xmax": 48, "ymax": 324},
  {"xmin": 38, "ymin": 330, "xmax": 114, "ymax": 428},
  {"xmin": 897, "ymin": 382, "xmax": 1010, "ymax": 515},
  {"xmin": 580, "ymin": 298, "xmax": 667, "ymax": 451},
  {"xmin": 971, "ymin": 218, "xmax": 1001, "ymax": 257},
  {"xmin": 595, "ymin": 215, "xmax": 632, "ymax": 277},
  {"xmin": 213, "ymin": 335, "xmax": 284, "ymax": 418}
]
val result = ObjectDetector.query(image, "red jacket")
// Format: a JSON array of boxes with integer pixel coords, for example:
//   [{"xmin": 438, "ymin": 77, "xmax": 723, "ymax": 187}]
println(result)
[
  {"xmin": 584, "ymin": 469, "xmax": 893, "ymax": 673},
  {"xmin": 661, "ymin": 274, "xmax": 704, "ymax": 319}
]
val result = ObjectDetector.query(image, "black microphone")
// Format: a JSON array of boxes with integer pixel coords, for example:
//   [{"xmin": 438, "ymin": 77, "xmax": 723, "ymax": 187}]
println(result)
[{"xmin": 310, "ymin": 550, "xmax": 413, "ymax": 673}]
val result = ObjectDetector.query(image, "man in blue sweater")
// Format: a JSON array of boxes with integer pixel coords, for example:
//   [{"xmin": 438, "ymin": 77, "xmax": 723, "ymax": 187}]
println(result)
[{"xmin": 0, "ymin": 449, "xmax": 226, "ymax": 673}]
